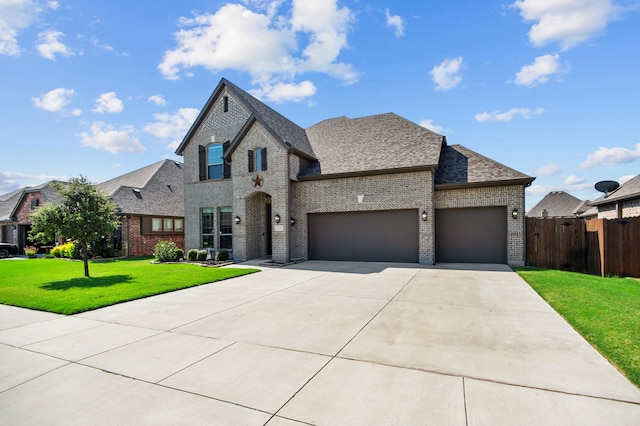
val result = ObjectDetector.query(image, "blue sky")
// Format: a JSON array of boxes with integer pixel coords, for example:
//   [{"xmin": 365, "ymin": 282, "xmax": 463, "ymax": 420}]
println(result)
[{"xmin": 1, "ymin": 0, "xmax": 639, "ymax": 209}]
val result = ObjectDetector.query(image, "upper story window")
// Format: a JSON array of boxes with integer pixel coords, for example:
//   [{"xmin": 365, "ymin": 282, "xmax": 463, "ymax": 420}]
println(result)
[
  {"xmin": 207, "ymin": 144, "xmax": 224, "ymax": 179},
  {"xmin": 199, "ymin": 141, "xmax": 231, "ymax": 181},
  {"xmin": 223, "ymin": 96, "xmax": 229, "ymax": 112},
  {"xmin": 248, "ymin": 147, "xmax": 267, "ymax": 173}
]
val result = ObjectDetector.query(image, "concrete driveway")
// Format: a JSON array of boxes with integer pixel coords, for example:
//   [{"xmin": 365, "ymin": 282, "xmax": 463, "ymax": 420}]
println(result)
[{"xmin": 1, "ymin": 261, "xmax": 639, "ymax": 425}]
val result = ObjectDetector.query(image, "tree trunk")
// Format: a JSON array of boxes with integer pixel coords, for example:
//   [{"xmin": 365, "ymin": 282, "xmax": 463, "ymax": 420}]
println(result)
[{"xmin": 82, "ymin": 241, "xmax": 90, "ymax": 277}]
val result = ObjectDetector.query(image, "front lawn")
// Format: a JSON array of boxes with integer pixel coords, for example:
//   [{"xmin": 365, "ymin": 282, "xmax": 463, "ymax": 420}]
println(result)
[
  {"xmin": 0, "ymin": 257, "xmax": 258, "ymax": 315},
  {"xmin": 517, "ymin": 267, "xmax": 640, "ymax": 388}
]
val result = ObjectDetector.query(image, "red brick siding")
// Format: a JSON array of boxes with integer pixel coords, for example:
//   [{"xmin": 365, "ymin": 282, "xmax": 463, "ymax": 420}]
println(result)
[{"xmin": 120, "ymin": 216, "xmax": 185, "ymax": 257}]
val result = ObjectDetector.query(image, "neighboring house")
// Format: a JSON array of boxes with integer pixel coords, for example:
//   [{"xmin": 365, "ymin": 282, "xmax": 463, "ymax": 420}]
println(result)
[
  {"xmin": 175, "ymin": 78, "xmax": 534, "ymax": 266},
  {"xmin": 590, "ymin": 174, "xmax": 640, "ymax": 219},
  {"xmin": 0, "ymin": 159, "xmax": 184, "ymax": 257},
  {"xmin": 526, "ymin": 191, "xmax": 591, "ymax": 218},
  {"xmin": 96, "ymin": 159, "xmax": 185, "ymax": 257},
  {"xmin": 0, "ymin": 182, "xmax": 65, "ymax": 253}
]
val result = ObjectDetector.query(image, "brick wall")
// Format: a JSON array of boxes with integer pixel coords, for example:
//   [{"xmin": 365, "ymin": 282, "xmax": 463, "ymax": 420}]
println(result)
[
  {"xmin": 623, "ymin": 199, "xmax": 640, "ymax": 218},
  {"xmin": 121, "ymin": 216, "xmax": 185, "ymax": 257},
  {"xmin": 434, "ymin": 184, "xmax": 526, "ymax": 266},
  {"xmin": 291, "ymin": 170, "xmax": 435, "ymax": 264}
]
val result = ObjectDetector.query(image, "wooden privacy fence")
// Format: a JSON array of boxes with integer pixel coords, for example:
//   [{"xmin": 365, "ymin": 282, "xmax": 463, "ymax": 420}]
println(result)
[{"xmin": 526, "ymin": 216, "xmax": 640, "ymax": 278}]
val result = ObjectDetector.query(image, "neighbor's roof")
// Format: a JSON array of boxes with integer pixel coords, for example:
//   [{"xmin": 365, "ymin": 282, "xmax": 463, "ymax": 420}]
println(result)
[
  {"xmin": 436, "ymin": 144, "xmax": 534, "ymax": 188},
  {"xmin": 96, "ymin": 159, "xmax": 184, "ymax": 217},
  {"xmin": 526, "ymin": 191, "xmax": 583, "ymax": 218},
  {"xmin": 591, "ymin": 174, "xmax": 640, "ymax": 206},
  {"xmin": 0, "ymin": 182, "xmax": 66, "ymax": 222},
  {"xmin": 301, "ymin": 113, "xmax": 444, "ymax": 178}
]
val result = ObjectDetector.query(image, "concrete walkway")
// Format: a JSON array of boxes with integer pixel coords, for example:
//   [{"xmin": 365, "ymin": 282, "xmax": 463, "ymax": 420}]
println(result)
[{"xmin": 1, "ymin": 261, "xmax": 639, "ymax": 425}]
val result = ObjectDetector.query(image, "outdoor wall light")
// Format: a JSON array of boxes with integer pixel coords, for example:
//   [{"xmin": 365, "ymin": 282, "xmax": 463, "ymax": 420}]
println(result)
[
  {"xmin": 290, "ymin": 217, "xmax": 296, "ymax": 226},
  {"xmin": 421, "ymin": 210, "xmax": 428, "ymax": 221},
  {"xmin": 274, "ymin": 214, "xmax": 281, "ymax": 224},
  {"xmin": 234, "ymin": 215, "xmax": 241, "ymax": 225},
  {"xmin": 512, "ymin": 208, "xmax": 519, "ymax": 220}
]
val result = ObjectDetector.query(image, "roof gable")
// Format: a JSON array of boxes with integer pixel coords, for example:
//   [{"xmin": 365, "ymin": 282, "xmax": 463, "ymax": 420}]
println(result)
[
  {"xmin": 301, "ymin": 113, "xmax": 444, "ymax": 178},
  {"xmin": 175, "ymin": 78, "xmax": 315, "ymax": 160},
  {"xmin": 435, "ymin": 144, "xmax": 534, "ymax": 187}
]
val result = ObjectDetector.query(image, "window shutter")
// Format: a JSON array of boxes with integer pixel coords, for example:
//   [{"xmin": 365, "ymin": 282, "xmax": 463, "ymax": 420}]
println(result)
[
  {"xmin": 198, "ymin": 145, "xmax": 206, "ymax": 181},
  {"xmin": 248, "ymin": 149, "xmax": 254, "ymax": 173},
  {"xmin": 223, "ymin": 141, "xmax": 231, "ymax": 179},
  {"xmin": 261, "ymin": 147, "xmax": 267, "ymax": 171}
]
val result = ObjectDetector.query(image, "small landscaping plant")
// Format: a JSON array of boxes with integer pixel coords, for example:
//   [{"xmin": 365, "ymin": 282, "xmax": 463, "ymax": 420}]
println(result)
[
  {"xmin": 153, "ymin": 240, "xmax": 182, "ymax": 262},
  {"xmin": 215, "ymin": 249, "xmax": 229, "ymax": 262},
  {"xmin": 196, "ymin": 249, "xmax": 208, "ymax": 261},
  {"xmin": 24, "ymin": 246, "xmax": 37, "ymax": 258},
  {"xmin": 187, "ymin": 249, "xmax": 198, "ymax": 261}
]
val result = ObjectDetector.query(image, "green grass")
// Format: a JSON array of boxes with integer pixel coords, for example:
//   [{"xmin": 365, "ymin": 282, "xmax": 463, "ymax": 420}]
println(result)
[
  {"xmin": 517, "ymin": 267, "xmax": 640, "ymax": 388},
  {"xmin": 0, "ymin": 258, "xmax": 258, "ymax": 315}
]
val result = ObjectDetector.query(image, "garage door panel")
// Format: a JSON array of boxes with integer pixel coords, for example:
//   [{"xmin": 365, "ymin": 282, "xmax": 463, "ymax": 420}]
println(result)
[
  {"xmin": 435, "ymin": 207, "xmax": 507, "ymax": 264},
  {"xmin": 309, "ymin": 210, "xmax": 418, "ymax": 263}
]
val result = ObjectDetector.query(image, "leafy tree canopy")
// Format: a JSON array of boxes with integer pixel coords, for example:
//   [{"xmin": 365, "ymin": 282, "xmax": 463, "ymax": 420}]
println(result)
[{"xmin": 29, "ymin": 176, "xmax": 120, "ymax": 277}]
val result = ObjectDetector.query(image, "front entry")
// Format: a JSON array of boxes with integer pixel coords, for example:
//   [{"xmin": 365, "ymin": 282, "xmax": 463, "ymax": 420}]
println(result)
[{"xmin": 244, "ymin": 192, "xmax": 273, "ymax": 259}]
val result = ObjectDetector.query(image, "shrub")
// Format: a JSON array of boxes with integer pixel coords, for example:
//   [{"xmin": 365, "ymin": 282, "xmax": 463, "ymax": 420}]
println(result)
[
  {"xmin": 187, "ymin": 249, "xmax": 198, "ymax": 261},
  {"xmin": 215, "ymin": 250, "xmax": 229, "ymax": 262},
  {"xmin": 25, "ymin": 246, "xmax": 37, "ymax": 258},
  {"xmin": 51, "ymin": 245, "xmax": 62, "ymax": 257},
  {"xmin": 175, "ymin": 249, "xmax": 184, "ymax": 261},
  {"xmin": 103, "ymin": 246, "xmax": 115, "ymax": 258},
  {"xmin": 196, "ymin": 249, "xmax": 208, "ymax": 261},
  {"xmin": 50, "ymin": 242, "xmax": 77, "ymax": 259},
  {"xmin": 153, "ymin": 240, "xmax": 181, "ymax": 263}
]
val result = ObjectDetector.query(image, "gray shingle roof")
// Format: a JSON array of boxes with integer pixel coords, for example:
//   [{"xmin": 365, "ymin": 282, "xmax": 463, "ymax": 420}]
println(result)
[
  {"xmin": 301, "ymin": 113, "xmax": 444, "ymax": 177},
  {"xmin": 526, "ymin": 191, "xmax": 584, "ymax": 218},
  {"xmin": 0, "ymin": 182, "xmax": 66, "ymax": 222},
  {"xmin": 591, "ymin": 174, "xmax": 640, "ymax": 206},
  {"xmin": 435, "ymin": 144, "xmax": 534, "ymax": 187},
  {"xmin": 96, "ymin": 160, "xmax": 184, "ymax": 217}
]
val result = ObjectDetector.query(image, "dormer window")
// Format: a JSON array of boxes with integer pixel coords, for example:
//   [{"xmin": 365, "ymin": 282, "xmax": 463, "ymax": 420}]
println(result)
[{"xmin": 248, "ymin": 147, "xmax": 267, "ymax": 172}]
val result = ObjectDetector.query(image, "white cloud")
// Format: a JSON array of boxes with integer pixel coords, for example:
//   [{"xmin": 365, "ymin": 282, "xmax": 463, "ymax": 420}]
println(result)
[
  {"xmin": 419, "ymin": 119, "xmax": 444, "ymax": 134},
  {"xmin": 144, "ymin": 108, "xmax": 200, "ymax": 150},
  {"xmin": 475, "ymin": 107, "xmax": 544, "ymax": 122},
  {"xmin": 0, "ymin": 170, "xmax": 67, "ymax": 193},
  {"xmin": 92, "ymin": 92, "xmax": 124, "ymax": 114},
  {"xmin": 36, "ymin": 30, "xmax": 74, "ymax": 60},
  {"xmin": 158, "ymin": 0, "xmax": 357, "ymax": 102},
  {"xmin": 385, "ymin": 8, "xmax": 405, "ymax": 37},
  {"xmin": 32, "ymin": 87, "xmax": 75, "ymax": 112},
  {"xmin": 78, "ymin": 122, "xmax": 145, "ymax": 154},
  {"xmin": 515, "ymin": 53, "xmax": 568, "ymax": 87},
  {"xmin": 619, "ymin": 174, "xmax": 635, "ymax": 184},
  {"xmin": 511, "ymin": 0, "xmax": 625, "ymax": 50},
  {"xmin": 148, "ymin": 94, "xmax": 167, "ymax": 107},
  {"xmin": 47, "ymin": 1, "xmax": 58, "ymax": 10},
  {"xmin": 564, "ymin": 174, "xmax": 592, "ymax": 191},
  {"xmin": 537, "ymin": 163, "xmax": 561, "ymax": 176},
  {"xmin": 564, "ymin": 174, "xmax": 583, "ymax": 186},
  {"xmin": 250, "ymin": 80, "xmax": 317, "ymax": 103},
  {"xmin": 579, "ymin": 143, "xmax": 640, "ymax": 169},
  {"xmin": 430, "ymin": 57, "xmax": 463, "ymax": 91},
  {"xmin": 0, "ymin": 0, "xmax": 42, "ymax": 55}
]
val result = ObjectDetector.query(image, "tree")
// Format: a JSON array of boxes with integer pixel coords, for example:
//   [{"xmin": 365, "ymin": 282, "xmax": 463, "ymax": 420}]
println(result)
[{"xmin": 29, "ymin": 176, "xmax": 120, "ymax": 277}]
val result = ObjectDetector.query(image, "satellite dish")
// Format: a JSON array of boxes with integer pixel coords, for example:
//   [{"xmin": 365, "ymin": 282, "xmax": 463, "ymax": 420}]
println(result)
[{"xmin": 594, "ymin": 180, "xmax": 619, "ymax": 197}]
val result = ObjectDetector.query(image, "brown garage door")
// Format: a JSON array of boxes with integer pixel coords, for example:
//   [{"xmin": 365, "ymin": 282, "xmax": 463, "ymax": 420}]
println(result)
[
  {"xmin": 309, "ymin": 210, "xmax": 419, "ymax": 262},
  {"xmin": 435, "ymin": 207, "xmax": 507, "ymax": 263}
]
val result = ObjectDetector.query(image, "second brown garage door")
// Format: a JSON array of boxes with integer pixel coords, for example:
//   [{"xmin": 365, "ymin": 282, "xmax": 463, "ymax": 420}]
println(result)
[
  {"xmin": 308, "ymin": 209, "xmax": 419, "ymax": 262},
  {"xmin": 435, "ymin": 207, "xmax": 507, "ymax": 264}
]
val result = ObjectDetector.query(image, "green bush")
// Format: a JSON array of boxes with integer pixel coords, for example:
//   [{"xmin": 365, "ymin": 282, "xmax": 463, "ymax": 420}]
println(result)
[
  {"xmin": 175, "ymin": 249, "xmax": 184, "ymax": 261},
  {"xmin": 153, "ymin": 240, "xmax": 181, "ymax": 263},
  {"xmin": 51, "ymin": 242, "xmax": 78, "ymax": 259},
  {"xmin": 187, "ymin": 249, "xmax": 198, "ymax": 261},
  {"xmin": 215, "ymin": 250, "xmax": 229, "ymax": 262},
  {"xmin": 196, "ymin": 249, "xmax": 208, "ymax": 261}
]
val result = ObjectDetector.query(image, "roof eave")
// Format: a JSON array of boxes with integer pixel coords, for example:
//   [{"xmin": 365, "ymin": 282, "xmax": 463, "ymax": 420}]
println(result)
[
  {"xmin": 591, "ymin": 190, "xmax": 640, "ymax": 206},
  {"xmin": 435, "ymin": 177, "xmax": 535, "ymax": 191}
]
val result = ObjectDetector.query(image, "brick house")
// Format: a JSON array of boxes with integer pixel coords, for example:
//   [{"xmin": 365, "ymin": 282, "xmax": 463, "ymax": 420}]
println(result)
[
  {"xmin": 176, "ymin": 78, "xmax": 534, "ymax": 266},
  {"xmin": 96, "ymin": 159, "xmax": 185, "ymax": 257},
  {"xmin": 590, "ymin": 174, "xmax": 640, "ymax": 219},
  {"xmin": 0, "ymin": 182, "xmax": 64, "ymax": 253}
]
